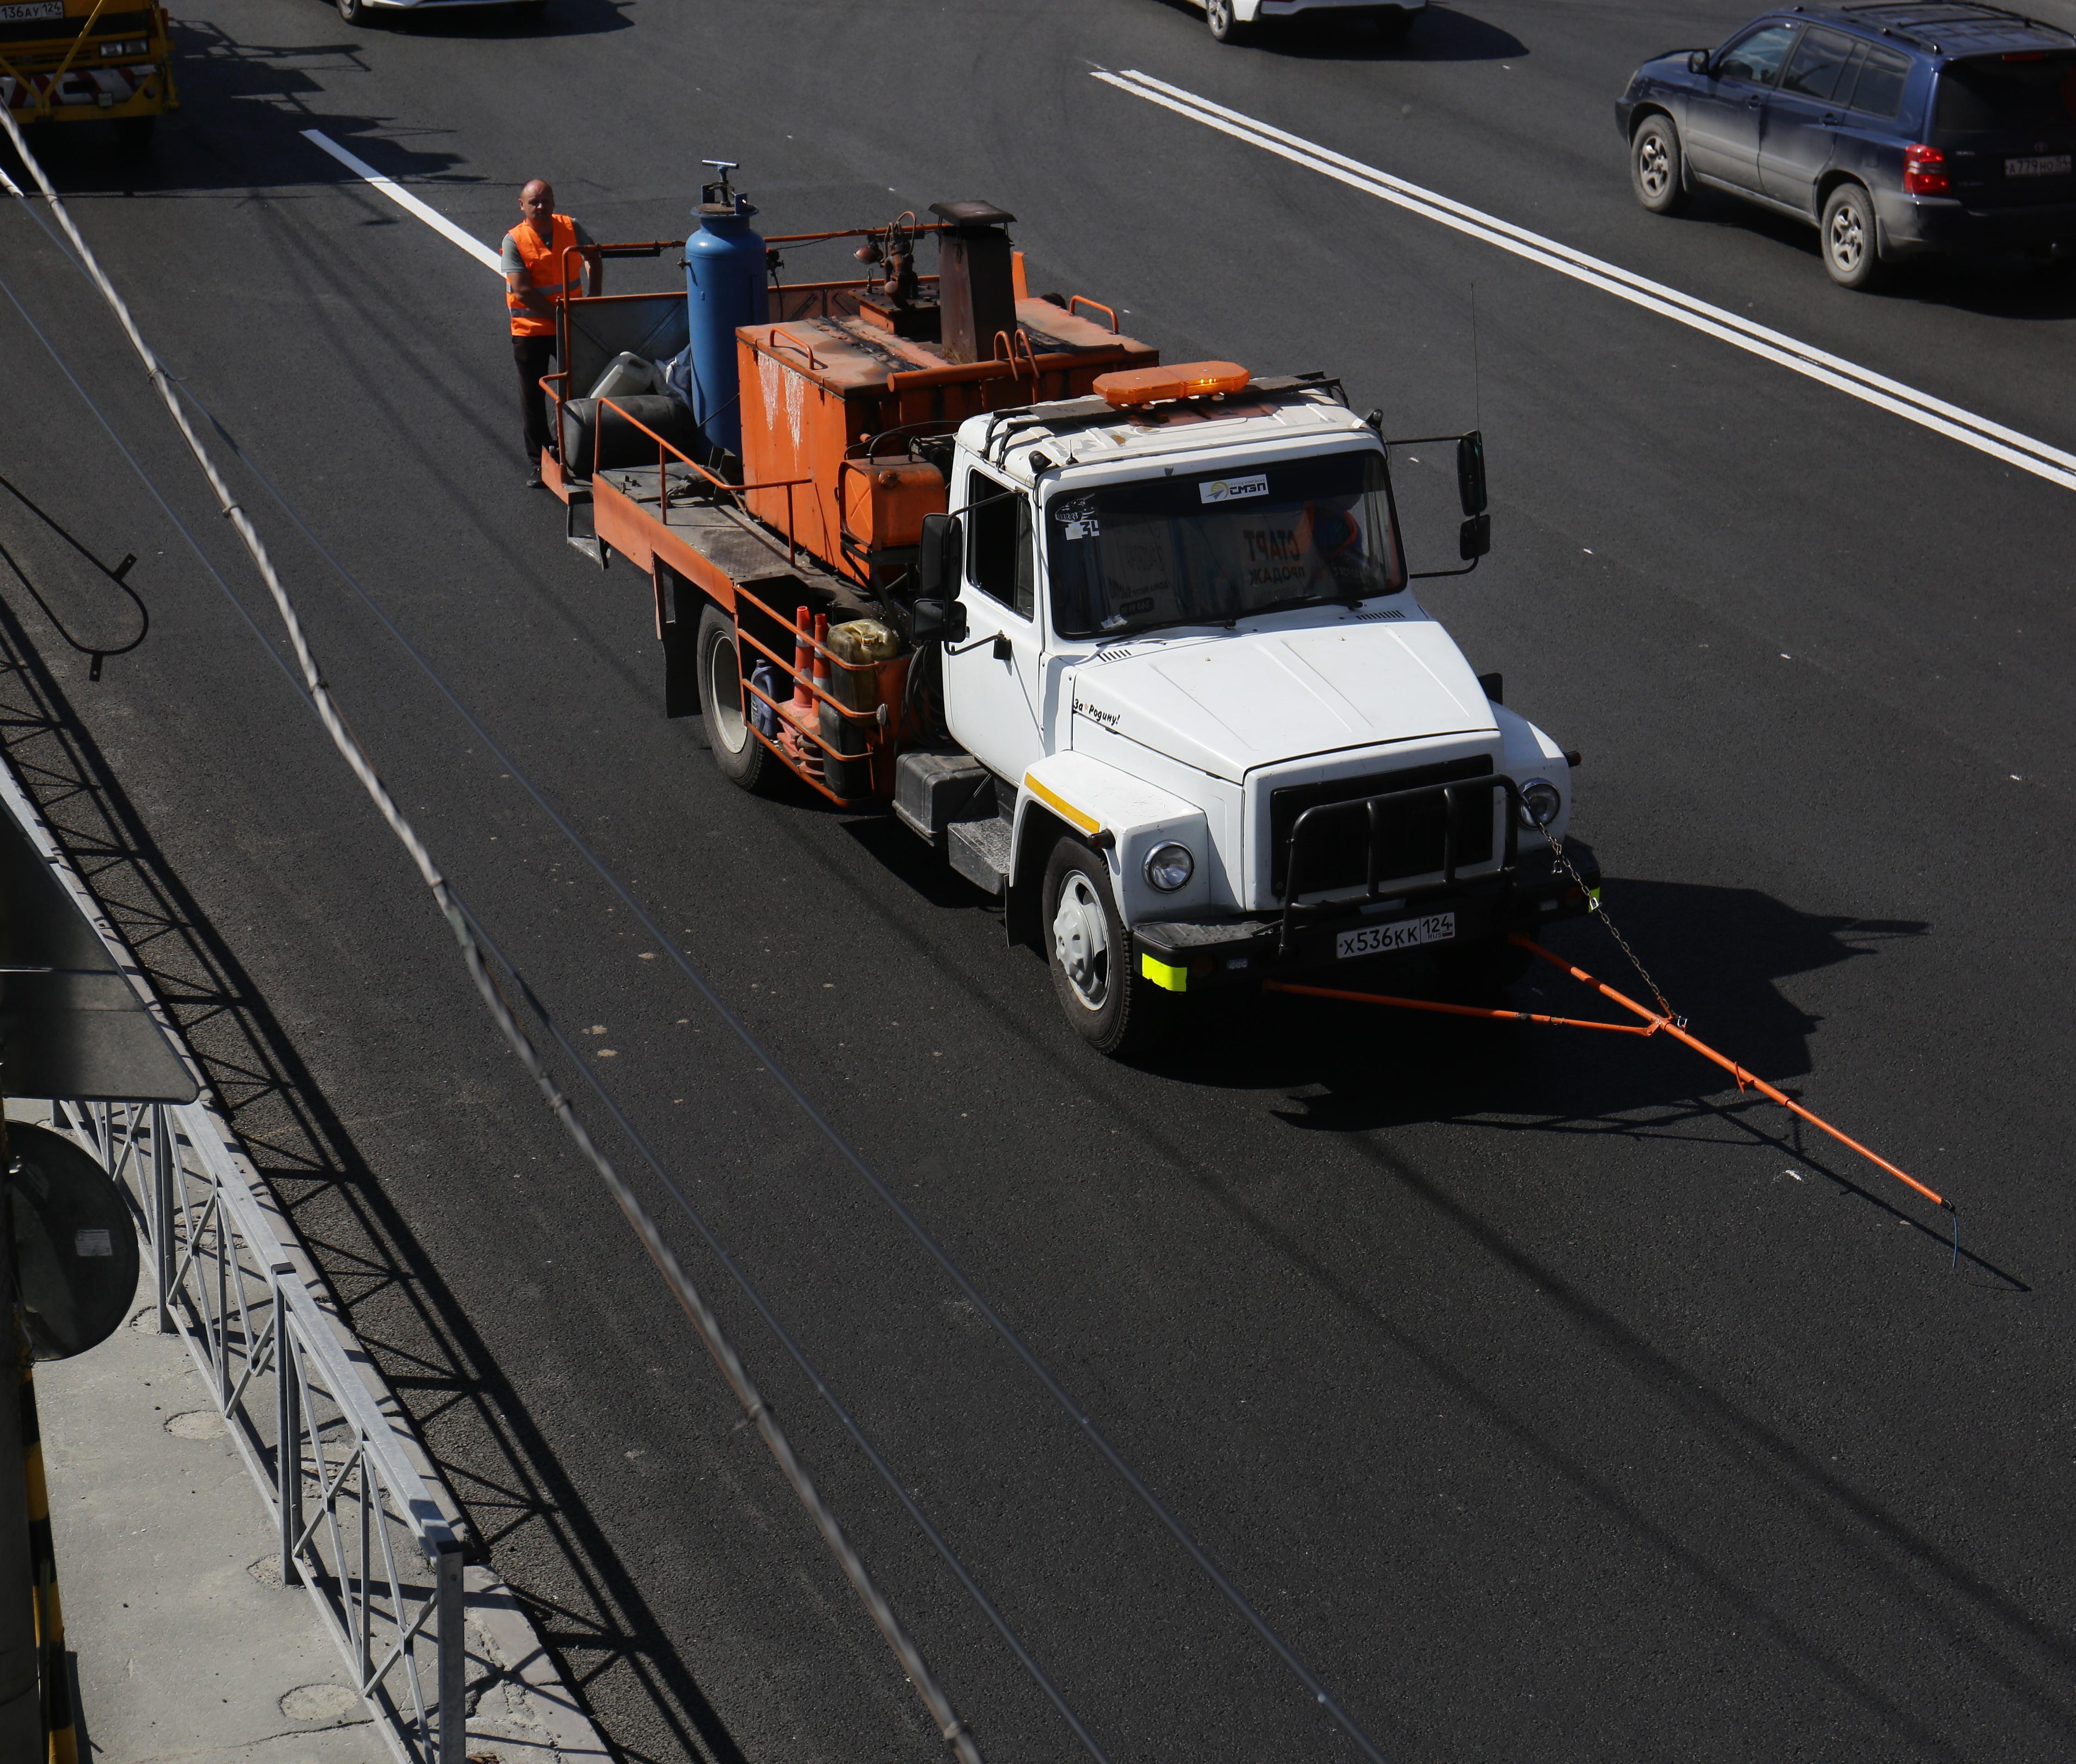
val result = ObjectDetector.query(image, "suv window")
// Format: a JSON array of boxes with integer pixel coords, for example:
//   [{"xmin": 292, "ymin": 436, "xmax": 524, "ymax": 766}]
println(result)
[
  {"xmin": 1846, "ymin": 45, "xmax": 1912, "ymax": 120},
  {"xmin": 1719, "ymin": 22, "xmax": 1801, "ymax": 86},
  {"xmin": 1781, "ymin": 27, "xmax": 1858, "ymax": 101},
  {"xmin": 965, "ymin": 470, "xmax": 1034, "ymax": 620},
  {"xmin": 1934, "ymin": 53, "xmax": 2076, "ymax": 133}
]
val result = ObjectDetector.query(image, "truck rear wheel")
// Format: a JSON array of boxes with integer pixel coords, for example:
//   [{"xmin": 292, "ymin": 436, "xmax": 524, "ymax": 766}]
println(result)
[
  {"xmin": 697, "ymin": 605, "xmax": 768, "ymax": 792},
  {"xmin": 1044, "ymin": 839, "xmax": 1173, "ymax": 1057}
]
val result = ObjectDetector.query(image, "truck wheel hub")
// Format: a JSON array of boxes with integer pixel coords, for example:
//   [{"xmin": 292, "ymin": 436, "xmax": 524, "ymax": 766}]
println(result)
[{"xmin": 1052, "ymin": 875, "xmax": 1110, "ymax": 1009}]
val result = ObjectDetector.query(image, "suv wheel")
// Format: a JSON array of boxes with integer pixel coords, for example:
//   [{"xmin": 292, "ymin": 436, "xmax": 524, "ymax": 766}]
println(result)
[
  {"xmin": 1630, "ymin": 115, "xmax": 1687, "ymax": 215},
  {"xmin": 1206, "ymin": 0, "xmax": 1250, "ymax": 44},
  {"xmin": 1821, "ymin": 183, "xmax": 1881, "ymax": 290}
]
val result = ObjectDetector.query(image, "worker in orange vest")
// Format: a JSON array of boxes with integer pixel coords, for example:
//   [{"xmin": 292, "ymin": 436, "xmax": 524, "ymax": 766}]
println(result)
[{"xmin": 504, "ymin": 179, "xmax": 602, "ymax": 487}]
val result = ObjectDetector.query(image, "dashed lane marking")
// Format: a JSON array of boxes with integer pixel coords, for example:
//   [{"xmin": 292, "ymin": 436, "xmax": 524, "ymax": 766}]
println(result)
[
  {"xmin": 301, "ymin": 128, "xmax": 502, "ymax": 274},
  {"xmin": 1095, "ymin": 68, "xmax": 2076, "ymax": 496}
]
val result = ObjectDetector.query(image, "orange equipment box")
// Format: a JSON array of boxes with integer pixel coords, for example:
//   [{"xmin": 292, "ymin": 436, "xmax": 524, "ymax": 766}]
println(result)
[{"xmin": 738, "ymin": 295, "xmax": 1155, "ymax": 587}]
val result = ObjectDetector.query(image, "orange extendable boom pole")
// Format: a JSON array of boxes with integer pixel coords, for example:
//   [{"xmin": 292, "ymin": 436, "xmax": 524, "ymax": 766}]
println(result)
[
  {"xmin": 1264, "ymin": 981, "xmax": 1657, "ymax": 1036},
  {"xmin": 1502, "ymin": 935, "xmax": 1948, "ymax": 1213}
]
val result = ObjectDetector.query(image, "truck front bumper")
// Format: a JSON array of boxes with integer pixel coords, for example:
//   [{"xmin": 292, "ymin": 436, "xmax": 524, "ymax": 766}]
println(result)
[{"xmin": 1132, "ymin": 842, "xmax": 1600, "ymax": 993}]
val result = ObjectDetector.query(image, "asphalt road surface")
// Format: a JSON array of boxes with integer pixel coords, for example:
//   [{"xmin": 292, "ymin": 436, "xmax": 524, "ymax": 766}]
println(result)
[{"xmin": 4, "ymin": 2, "xmax": 2075, "ymax": 1759}]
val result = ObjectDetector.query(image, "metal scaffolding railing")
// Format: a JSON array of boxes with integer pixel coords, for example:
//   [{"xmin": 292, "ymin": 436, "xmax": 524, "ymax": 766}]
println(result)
[
  {"xmin": 55, "ymin": 1097, "xmax": 465, "ymax": 1764},
  {"xmin": 0, "ymin": 743, "xmax": 468, "ymax": 1764}
]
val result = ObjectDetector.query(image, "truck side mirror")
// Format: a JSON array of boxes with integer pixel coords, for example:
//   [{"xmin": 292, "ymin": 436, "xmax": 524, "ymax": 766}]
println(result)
[
  {"xmin": 911, "ymin": 598, "xmax": 969, "ymax": 645},
  {"xmin": 1459, "ymin": 514, "xmax": 1491, "ymax": 561},
  {"xmin": 1687, "ymin": 49, "xmax": 1711, "ymax": 75},
  {"xmin": 917, "ymin": 512, "xmax": 962, "ymax": 600},
  {"xmin": 1455, "ymin": 431, "xmax": 1487, "ymax": 517}
]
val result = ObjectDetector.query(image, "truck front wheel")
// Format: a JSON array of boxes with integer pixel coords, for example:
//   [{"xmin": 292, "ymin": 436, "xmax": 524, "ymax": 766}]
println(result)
[
  {"xmin": 1044, "ymin": 840, "xmax": 1173, "ymax": 1057},
  {"xmin": 697, "ymin": 605, "xmax": 769, "ymax": 792}
]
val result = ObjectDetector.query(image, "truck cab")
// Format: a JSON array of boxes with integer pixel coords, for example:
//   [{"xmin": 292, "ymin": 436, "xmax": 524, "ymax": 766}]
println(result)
[{"xmin": 904, "ymin": 370, "xmax": 1594, "ymax": 1054}]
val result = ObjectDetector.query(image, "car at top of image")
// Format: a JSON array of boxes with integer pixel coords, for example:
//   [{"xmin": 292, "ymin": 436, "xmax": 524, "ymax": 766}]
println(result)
[
  {"xmin": 1615, "ymin": 1, "xmax": 2076, "ymax": 288},
  {"xmin": 1194, "ymin": 0, "xmax": 1425, "ymax": 47}
]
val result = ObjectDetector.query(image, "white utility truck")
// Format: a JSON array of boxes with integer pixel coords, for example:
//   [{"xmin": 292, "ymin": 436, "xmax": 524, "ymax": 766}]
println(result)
[{"xmin": 539, "ymin": 194, "xmax": 1596, "ymax": 1055}]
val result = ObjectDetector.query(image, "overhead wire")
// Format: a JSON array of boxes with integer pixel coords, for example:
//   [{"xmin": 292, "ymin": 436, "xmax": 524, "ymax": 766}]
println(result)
[
  {"xmin": 2, "ymin": 136, "xmax": 1393, "ymax": 1761},
  {"xmin": 0, "ymin": 112, "xmax": 987, "ymax": 1764}
]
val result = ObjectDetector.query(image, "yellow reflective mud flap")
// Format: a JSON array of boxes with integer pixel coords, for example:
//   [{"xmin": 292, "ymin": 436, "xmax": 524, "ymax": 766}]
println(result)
[{"xmin": 1140, "ymin": 951, "xmax": 1188, "ymax": 993}]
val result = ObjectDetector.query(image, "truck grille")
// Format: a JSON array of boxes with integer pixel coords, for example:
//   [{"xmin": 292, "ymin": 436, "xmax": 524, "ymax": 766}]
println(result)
[{"xmin": 1270, "ymin": 756, "xmax": 1495, "ymax": 897}]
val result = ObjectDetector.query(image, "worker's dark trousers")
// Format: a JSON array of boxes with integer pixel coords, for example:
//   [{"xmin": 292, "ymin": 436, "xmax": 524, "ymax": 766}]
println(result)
[{"xmin": 514, "ymin": 334, "xmax": 558, "ymax": 468}]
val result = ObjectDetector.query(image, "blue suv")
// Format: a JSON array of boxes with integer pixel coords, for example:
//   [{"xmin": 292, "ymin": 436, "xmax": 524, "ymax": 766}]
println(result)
[{"xmin": 1617, "ymin": 3, "xmax": 2076, "ymax": 287}]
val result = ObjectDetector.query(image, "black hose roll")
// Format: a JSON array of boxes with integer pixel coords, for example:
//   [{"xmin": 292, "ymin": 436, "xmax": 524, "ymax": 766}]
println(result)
[{"xmin": 559, "ymin": 395, "xmax": 701, "ymax": 476}]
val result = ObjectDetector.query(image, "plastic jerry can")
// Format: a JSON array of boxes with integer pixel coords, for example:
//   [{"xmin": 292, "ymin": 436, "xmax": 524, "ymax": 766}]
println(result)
[
  {"xmin": 586, "ymin": 351, "xmax": 662, "ymax": 400},
  {"xmin": 821, "ymin": 620, "xmax": 903, "ymax": 797}
]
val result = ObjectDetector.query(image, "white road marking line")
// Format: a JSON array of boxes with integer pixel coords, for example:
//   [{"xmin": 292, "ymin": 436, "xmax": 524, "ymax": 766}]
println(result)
[
  {"xmin": 1096, "ymin": 68, "xmax": 2076, "ymax": 495},
  {"xmin": 301, "ymin": 127, "xmax": 502, "ymax": 274}
]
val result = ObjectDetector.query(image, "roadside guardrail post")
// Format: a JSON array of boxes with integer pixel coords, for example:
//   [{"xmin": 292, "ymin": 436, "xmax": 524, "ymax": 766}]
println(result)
[
  {"xmin": 152, "ymin": 1104, "xmax": 175, "ymax": 1334},
  {"xmin": 435, "ymin": 1533, "xmax": 465, "ymax": 1763},
  {"xmin": 271, "ymin": 1261, "xmax": 301, "ymax": 1589}
]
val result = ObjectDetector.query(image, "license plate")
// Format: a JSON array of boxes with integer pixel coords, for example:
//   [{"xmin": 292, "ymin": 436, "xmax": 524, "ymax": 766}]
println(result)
[
  {"xmin": 2007, "ymin": 154, "xmax": 2072, "ymax": 178},
  {"xmin": 0, "ymin": 1, "xmax": 64, "ymax": 19},
  {"xmin": 1336, "ymin": 912, "xmax": 1455, "ymax": 959}
]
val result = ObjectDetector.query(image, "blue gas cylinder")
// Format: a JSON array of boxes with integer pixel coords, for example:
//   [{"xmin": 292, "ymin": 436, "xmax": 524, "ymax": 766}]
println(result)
[{"xmin": 681, "ymin": 172, "xmax": 768, "ymax": 463}]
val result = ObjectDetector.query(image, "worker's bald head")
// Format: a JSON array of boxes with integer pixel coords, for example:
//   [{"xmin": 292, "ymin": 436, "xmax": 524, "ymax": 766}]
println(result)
[{"xmin": 520, "ymin": 180, "xmax": 554, "ymax": 214}]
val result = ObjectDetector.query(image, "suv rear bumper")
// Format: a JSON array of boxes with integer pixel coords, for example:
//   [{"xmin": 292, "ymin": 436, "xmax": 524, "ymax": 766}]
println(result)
[
  {"xmin": 1133, "ymin": 843, "xmax": 1599, "ymax": 992},
  {"xmin": 1879, "ymin": 190, "xmax": 2076, "ymax": 258}
]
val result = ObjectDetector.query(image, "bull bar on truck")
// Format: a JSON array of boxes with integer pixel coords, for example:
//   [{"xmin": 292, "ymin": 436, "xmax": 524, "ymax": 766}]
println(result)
[{"xmin": 1133, "ymin": 773, "xmax": 1599, "ymax": 989}]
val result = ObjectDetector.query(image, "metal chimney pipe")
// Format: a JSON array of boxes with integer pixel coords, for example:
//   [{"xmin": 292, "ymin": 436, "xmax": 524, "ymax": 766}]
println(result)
[{"xmin": 929, "ymin": 202, "xmax": 1017, "ymax": 367}]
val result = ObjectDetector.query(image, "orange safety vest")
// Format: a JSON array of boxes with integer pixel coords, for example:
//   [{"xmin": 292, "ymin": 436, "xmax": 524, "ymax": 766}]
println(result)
[{"xmin": 506, "ymin": 214, "xmax": 582, "ymax": 338}]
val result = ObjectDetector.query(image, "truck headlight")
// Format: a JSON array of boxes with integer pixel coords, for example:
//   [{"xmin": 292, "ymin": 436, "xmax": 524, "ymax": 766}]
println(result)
[
  {"xmin": 1517, "ymin": 779, "xmax": 1562, "ymax": 828},
  {"xmin": 1144, "ymin": 842, "xmax": 1194, "ymax": 891}
]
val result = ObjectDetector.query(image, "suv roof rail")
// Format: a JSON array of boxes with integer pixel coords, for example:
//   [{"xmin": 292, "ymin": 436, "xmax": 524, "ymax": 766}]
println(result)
[{"xmin": 1836, "ymin": 1, "xmax": 2075, "ymax": 52}]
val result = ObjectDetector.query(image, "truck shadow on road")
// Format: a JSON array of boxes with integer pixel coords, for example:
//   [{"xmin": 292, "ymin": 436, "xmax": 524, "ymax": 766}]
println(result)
[
  {"xmin": 1157, "ymin": 878, "xmax": 2028, "ymax": 1282},
  {"xmin": 1168, "ymin": 876, "xmax": 1926, "ymax": 1115}
]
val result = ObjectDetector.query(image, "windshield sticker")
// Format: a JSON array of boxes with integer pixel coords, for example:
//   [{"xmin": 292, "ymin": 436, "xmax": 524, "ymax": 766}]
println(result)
[
  {"xmin": 1200, "ymin": 474, "xmax": 1269, "ymax": 504},
  {"xmin": 1052, "ymin": 495, "xmax": 1100, "ymax": 543}
]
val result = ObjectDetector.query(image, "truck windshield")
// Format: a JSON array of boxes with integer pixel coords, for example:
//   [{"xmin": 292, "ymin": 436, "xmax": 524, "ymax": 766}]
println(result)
[{"xmin": 1046, "ymin": 449, "xmax": 1404, "ymax": 640}]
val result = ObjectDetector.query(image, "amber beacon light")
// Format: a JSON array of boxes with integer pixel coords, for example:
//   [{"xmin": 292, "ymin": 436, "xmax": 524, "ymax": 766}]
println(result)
[{"xmin": 1093, "ymin": 361, "xmax": 1253, "ymax": 408}]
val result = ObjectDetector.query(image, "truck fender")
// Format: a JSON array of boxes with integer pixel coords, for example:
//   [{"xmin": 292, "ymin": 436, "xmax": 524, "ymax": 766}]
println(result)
[
  {"xmin": 1493, "ymin": 704, "xmax": 1574, "ymax": 842},
  {"xmin": 1009, "ymin": 752, "xmax": 1212, "ymax": 947}
]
